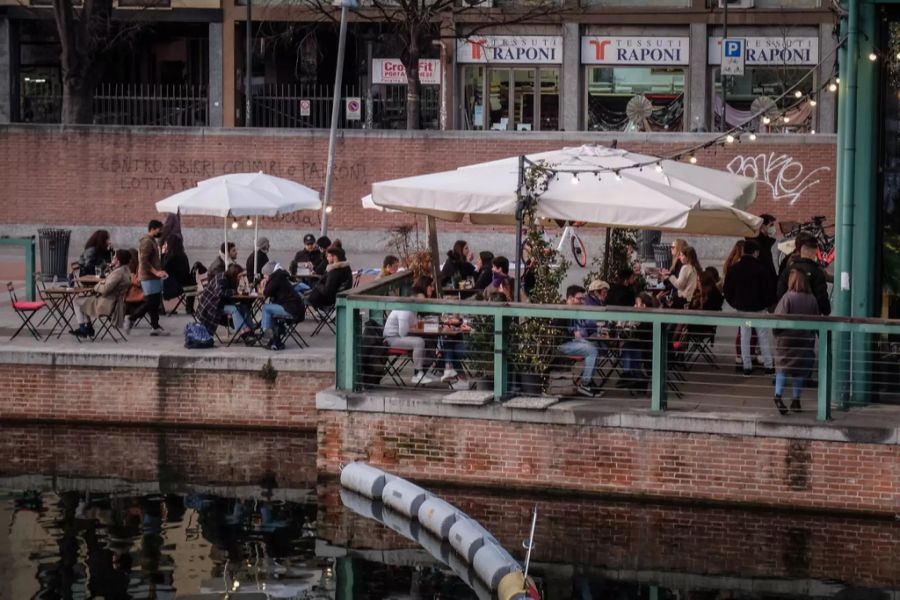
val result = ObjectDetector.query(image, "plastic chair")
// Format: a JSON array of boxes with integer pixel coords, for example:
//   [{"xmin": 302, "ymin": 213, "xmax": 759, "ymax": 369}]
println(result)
[{"xmin": 7, "ymin": 281, "xmax": 47, "ymax": 341}]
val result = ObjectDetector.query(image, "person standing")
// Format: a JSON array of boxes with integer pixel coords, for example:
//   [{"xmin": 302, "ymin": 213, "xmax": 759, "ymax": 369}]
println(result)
[
  {"xmin": 772, "ymin": 270, "xmax": 821, "ymax": 414},
  {"xmin": 126, "ymin": 220, "xmax": 168, "ymax": 336},
  {"xmin": 777, "ymin": 239, "xmax": 831, "ymax": 315},
  {"xmin": 723, "ymin": 239, "xmax": 776, "ymax": 375},
  {"xmin": 748, "ymin": 213, "xmax": 778, "ymax": 287}
]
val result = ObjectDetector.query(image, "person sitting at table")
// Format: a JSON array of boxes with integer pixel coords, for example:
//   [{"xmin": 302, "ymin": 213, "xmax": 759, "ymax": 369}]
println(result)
[
  {"xmin": 617, "ymin": 292, "xmax": 656, "ymax": 391},
  {"xmin": 607, "ymin": 268, "xmax": 637, "ymax": 307},
  {"xmin": 583, "ymin": 280, "xmax": 609, "ymax": 307},
  {"xmin": 245, "ymin": 237, "xmax": 270, "ymax": 281},
  {"xmin": 195, "ymin": 264, "xmax": 251, "ymax": 339},
  {"xmin": 474, "ymin": 251, "xmax": 494, "ymax": 290},
  {"xmin": 313, "ymin": 236, "xmax": 332, "ymax": 275},
  {"xmin": 209, "ymin": 242, "xmax": 238, "ymax": 276},
  {"xmin": 124, "ymin": 247, "xmax": 143, "ymax": 316},
  {"xmin": 69, "ymin": 249, "xmax": 132, "ymax": 338},
  {"xmin": 383, "ymin": 286, "xmax": 433, "ymax": 385},
  {"xmin": 659, "ymin": 245, "xmax": 700, "ymax": 309},
  {"xmin": 557, "ymin": 285, "xmax": 601, "ymax": 397},
  {"xmin": 78, "ymin": 229, "xmax": 114, "ymax": 275},
  {"xmin": 438, "ymin": 314, "xmax": 472, "ymax": 388},
  {"xmin": 162, "ymin": 234, "xmax": 196, "ymax": 313},
  {"xmin": 290, "ymin": 234, "xmax": 324, "ymax": 277},
  {"xmin": 307, "ymin": 246, "xmax": 353, "ymax": 310},
  {"xmin": 440, "ymin": 240, "xmax": 476, "ymax": 287},
  {"xmin": 378, "ymin": 255, "xmax": 400, "ymax": 279},
  {"xmin": 259, "ymin": 262, "xmax": 306, "ymax": 349},
  {"xmin": 413, "ymin": 275, "xmax": 436, "ymax": 299},
  {"xmin": 482, "ymin": 256, "xmax": 526, "ymax": 301}
]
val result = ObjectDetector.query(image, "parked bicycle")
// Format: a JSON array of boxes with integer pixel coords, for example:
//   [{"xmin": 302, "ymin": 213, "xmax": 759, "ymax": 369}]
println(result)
[{"xmin": 777, "ymin": 215, "xmax": 835, "ymax": 269}]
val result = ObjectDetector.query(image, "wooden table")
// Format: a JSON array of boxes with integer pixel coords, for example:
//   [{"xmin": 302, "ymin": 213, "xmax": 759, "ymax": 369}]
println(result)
[
  {"xmin": 78, "ymin": 275, "xmax": 102, "ymax": 287},
  {"xmin": 441, "ymin": 287, "xmax": 482, "ymax": 299},
  {"xmin": 408, "ymin": 325, "xmax": 469, "ymax": 338},
  {"xmin": 39, "ymin": 287, "xmax": 93, "ymax": 340}
]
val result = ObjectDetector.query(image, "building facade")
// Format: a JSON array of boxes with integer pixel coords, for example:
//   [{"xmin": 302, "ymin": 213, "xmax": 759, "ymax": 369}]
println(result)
[{"xmin": 0, "ymin": 0, "xmax": 839, "ymax": 132}]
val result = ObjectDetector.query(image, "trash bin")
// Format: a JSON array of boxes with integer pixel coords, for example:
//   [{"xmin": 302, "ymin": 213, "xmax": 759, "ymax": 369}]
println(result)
[
  {"xmin": 38, "ymin": 228, "xmax": 71, "ymax": 282},
  {"xmin": 652, "ymin": 243, "xmax": 671, "ymax": 269}
]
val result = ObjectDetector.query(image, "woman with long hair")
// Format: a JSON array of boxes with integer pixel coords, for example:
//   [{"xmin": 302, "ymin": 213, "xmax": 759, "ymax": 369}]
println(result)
[
  {"xmin": 772, "ymin": 269, "xmax": 821, "ymax": 414},
  {"xmin": 162, "ymin": 234, "xmax": 196, "ymax": 312},
  {"xmin": 722, "ymin": 239, "xmax": 745, "ymax": 281},
  {"xmin": 664, "ymin": 246, "xmax": 700, "ymax": 308},
  {"xmin": 78, "ymin": 229, "xmax": 113, "ymax": 274},
  {"xmin": 723, "ymin": 239, "xmax": 758, "ymax": 370},
  {"xmin": 439, "ymin": 240, "xmax": 476, "ymax": 287}
]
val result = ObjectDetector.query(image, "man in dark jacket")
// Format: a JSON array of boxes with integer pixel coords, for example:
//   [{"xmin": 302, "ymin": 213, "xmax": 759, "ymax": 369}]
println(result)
[
  {"xmin": 289, "ymin": 233, "xmax": 324, "ymax": 276},
  {"xmin": 245, "ymin": 237, "xmax": 270, "ymax": 280},
  {"xmin": 723, "ymin": 239, "xmax": 775, "ymax": 375},
  {"xmin": 748, "ymin": 213, "xmax": 778, "ymax": 286},
  {"xmin": 259, "ymin": 262, "xmax": 306, "ymax": 344},
  {"xmin": 777, "ymin": 239, "xmax": 831, "ymax": 315},
  {"xmin": 606, "ymin": 268, "xmax": 637, "ymax": 307},
  {"xmin": 307, "ymin": 246, "xmax": 353, "ymax": 309}
]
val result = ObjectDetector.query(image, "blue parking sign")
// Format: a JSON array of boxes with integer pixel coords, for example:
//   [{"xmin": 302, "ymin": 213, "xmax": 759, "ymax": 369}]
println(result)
[
  {"xmin": 721, "ymin": 38, "xmax": 745, "ymax": 75},
  {"xmin": 724, "ymin": 39, "xmax": 743, "ymax": 58}
]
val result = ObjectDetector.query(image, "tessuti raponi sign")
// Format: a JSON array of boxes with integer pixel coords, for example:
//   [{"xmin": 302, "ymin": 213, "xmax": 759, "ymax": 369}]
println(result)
[
  {"xmin": 721, "ymin": 38, "xmax": 745, "ymax": 76},
  {"xmin": 456, "ymin": 36, "xmax": 563, "ymax": 64},
  {"xmin": 372, "ymin": 59, "xmax": 441, "ymax": 85},
  {"xmin": 708, "ymin": 37, "xmax": 818, "ymax": 66},
  {"xmin": 581, "ymin": 37, "xmax": 689, "ymax": 65}
]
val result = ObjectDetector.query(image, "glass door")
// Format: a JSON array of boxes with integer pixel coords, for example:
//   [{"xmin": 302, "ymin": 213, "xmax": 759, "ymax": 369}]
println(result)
[
  {"xmin": 466, "ymin": 67, "xmax": 559, "ymax": 131},
  {"xmin": 511, "ymin": 68, "xmax": 535, "ymax": 131}
]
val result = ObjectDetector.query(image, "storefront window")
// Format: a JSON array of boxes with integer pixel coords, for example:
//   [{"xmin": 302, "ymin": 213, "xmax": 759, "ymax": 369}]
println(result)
[
  {"xmin": 712, "ymin": 67, "xmax": 814, "ymax": 132},
  {"xmin": 585, "ymin": 66, "xmax": 684, "ymax": 131},
  {"xmin": 463, "ymin": 65, "xmax": 560, "ymax": 131}
]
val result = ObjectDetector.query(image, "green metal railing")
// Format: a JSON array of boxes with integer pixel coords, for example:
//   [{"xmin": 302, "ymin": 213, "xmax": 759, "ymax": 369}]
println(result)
[
  {"xmin": 335, "ymin": 272, "xmax": 900, "ymax": 421},
  {"xmin": 0, "ymin": 236, "xmax": 36, "ymax": 301}
]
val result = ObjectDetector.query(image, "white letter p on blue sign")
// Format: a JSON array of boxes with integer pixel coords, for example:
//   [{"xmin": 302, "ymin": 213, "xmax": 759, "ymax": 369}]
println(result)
[{"xmin": 724, "ymin": 40, "xmax": 742, "ymax": 58}]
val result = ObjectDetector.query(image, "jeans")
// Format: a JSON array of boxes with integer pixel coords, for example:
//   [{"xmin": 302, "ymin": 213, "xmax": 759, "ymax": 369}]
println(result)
[
  {"xmin": 621, "ymin": 349, "xmax": 642, "ymax": 375},
  {"xmin": 130, "ymin": 293, "xmax": 161, "ymax": 329},
  {"xmin": 386, "ymin": 336, "xmax": 426, "ymax": 371},
  {"xmin": 293, "ymin": 282, "xmax": 311, "ymax": 294},
  {"xmin": 261, "ymin": 303, "xmax": 293, "ymax": 331},
  {"xmin": 740, "ymin": 317, "xmax": 774, "ymax": 369},
  {"xmin": 441, "ymin": 338, "xmax": 466, "ymax": 372},
  {"xmin": 223, "ymin": 304, "xmax": 249, "ymax": 331},
  {"xmin": 775, "ymin": 371, "xmax": 805, "ymax": 400},
  {"xmin": 559, "ymin": 338, "xmax": 598, "ymax": 386}
]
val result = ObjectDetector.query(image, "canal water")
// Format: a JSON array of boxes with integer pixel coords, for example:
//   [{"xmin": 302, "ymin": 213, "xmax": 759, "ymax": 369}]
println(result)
[{"xmin": 1, "ymin": 424, "xmax": 897, "ymax": 600}]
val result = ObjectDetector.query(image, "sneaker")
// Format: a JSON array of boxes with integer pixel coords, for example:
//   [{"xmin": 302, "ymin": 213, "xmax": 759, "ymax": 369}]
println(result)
[
  {"xmin": 440, "ymin": 368, "xmax": 458, "ymax": 382},
  {"xmin": 125, "ymin": 319, "xmax": 134, "ymax": 333},
  {"xmin": 450, "ymin": 380, "xmax": 472, "ymax": 391},
  {"xmin": 150, "ymin": 327, "xmax": 170, "ymax": 337},
  {"xmin": 743, "ymin": 368, "xmax": 753, "ymax": 377},
  {"xmin": 790, "ymin": 399, "xmax": 802, "ymax": 413},
  {"xmin": 412, "ymin": 371, "xmax": 434, "ymax": 385},
  {"xmin": 773, "ymin": 395, "xmax": 788, "ymax": 415},
  {"xmin": 576, "ymin": 383, "xmax": 597, "ymax": 397}
]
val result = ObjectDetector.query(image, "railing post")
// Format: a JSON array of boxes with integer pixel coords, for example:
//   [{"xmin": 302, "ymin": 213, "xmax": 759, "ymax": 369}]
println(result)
[
  {"xmin": 493, "ymin": 312, "xmax": 508, "ymax": 402},
  {"xmin": 651, "ymin": 321, "xmax": 667, "ymax": 411},
  {"xmin": 24, "ymin": 237, "xmax": 34, "ymax": 301},
  {"xmin": 817, "ymin": 327, "xmax": 833, "ymax": 421},
  {"xmin": 335, "ymin": 297, "xmax": 358, "ymax": 391}
]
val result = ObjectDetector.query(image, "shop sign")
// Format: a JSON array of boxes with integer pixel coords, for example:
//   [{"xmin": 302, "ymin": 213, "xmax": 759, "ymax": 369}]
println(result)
[
  {"xmin": 581, "ymin": 36, "xmax": 689, "ymax": 65},
  {"xmin": 372, "ymin": 59, "xmax": 441, "ymax": 85},
  {"xmin": 456, "ymin": 36, "xmax": 563, "ymax": 64},
  {"xmin": 708, "ymin": 37, "xmax": 818, "ymax": 65}
]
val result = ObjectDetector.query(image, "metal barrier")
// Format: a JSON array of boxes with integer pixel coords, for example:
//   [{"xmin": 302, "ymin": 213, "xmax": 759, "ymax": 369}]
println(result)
[
  {"xmin": 335, "ymin": 273, "xmax": 900, "ymax": 421},
  {"xmin": 0, "ymin": 236, "xmax": 36, "ymax": 300}
]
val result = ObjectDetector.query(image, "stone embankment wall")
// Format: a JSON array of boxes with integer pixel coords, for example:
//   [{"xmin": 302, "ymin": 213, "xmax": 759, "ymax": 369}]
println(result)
[{"xmin": 0, "ymin": 125, "xmax": 836, "ymax": 233}]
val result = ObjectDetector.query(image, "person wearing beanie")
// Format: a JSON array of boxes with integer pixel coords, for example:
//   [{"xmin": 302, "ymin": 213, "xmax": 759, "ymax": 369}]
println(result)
[
  {"xmin": 307, "ymin": 246, "xmax": 353, "ymax": 310},
  {"xmin": 290, "ymin": 233, "xmax": 324, "ymax": 276},
  {"xmin": 259, "ymin": 261, "xmax": 306, "ymax": 347},
  {"xmin": 246, "ymin": 237, "xmax": 270, "ymax": 279}
]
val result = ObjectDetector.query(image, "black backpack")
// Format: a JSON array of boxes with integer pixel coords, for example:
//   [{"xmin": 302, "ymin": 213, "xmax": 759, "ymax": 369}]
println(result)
[{"xmin": 359, "ymin": 319, "xmax": 389, "ymax": 387}]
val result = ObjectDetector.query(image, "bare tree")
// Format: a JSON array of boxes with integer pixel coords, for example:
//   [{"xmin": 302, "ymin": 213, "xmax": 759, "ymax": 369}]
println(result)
[
  {"xmin": 45, "ymin": 0, "xmax": 143, "ymax": 123},
  {"xmin": 311, "ymin": 0, "xmax": 566, "ymax": 129}
]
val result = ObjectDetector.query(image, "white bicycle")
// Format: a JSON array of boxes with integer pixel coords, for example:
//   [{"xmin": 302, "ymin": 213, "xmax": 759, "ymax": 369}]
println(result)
[{"xmin": 521, "ymin": 221, "xmax": 588, "ymax": 268}]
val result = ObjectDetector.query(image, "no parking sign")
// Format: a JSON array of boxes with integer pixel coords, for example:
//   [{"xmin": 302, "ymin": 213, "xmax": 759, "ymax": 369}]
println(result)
[
  {"xmin": 346, "ymin": 97, "xmax": 362, "ymax": 121},
  {"xmin": 299, "ymin": 99, "xmax": 311, "ymax": 117}
]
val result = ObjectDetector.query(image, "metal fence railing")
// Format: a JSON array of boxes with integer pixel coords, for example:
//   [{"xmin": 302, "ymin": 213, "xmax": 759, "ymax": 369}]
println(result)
[
  {"xmin": 335, "ymin": 272, "xmax": 900, "ymax": 421},
  {"xmin": 249, "ymin": 83, "xmax": 440, "ymax": 129}
]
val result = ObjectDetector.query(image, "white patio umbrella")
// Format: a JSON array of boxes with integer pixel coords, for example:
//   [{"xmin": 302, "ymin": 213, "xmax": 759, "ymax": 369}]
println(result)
[
  {"xmin": 370, "ymin": 145, "xmax": 760, "ymax": 235},
  {"xmin": 197, "ymin": 173, "xmax": 322, "ymax": 276}
]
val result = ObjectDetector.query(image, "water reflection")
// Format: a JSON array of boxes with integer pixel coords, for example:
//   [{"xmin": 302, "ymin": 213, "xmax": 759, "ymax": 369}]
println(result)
[{"xmin": 1, "ymin": 423, "xmax": 898, "ymax": 600}]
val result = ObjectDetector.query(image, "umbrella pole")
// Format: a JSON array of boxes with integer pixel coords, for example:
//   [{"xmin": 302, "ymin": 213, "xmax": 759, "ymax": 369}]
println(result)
[
  {"xmin": 426, "ymin": 215, "xmax": 441, "ymax": 299},
  {"xmin": 514, "ymin": 156, "xmax": 525, "ymax": 303},
  {"xmin": 223, "ymin": 215, "xmax": 228, "ymax": 265},
  {"xmin": 253, "ymin": 217, "xmax": 259, "ymax": 279},
  {"xmin": 603, "ymin": 227, "xmax": 612, "ymax": 280}
]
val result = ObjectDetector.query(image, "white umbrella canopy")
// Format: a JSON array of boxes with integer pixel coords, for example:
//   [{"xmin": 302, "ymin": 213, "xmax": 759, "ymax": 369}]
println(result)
[
  {"xmin": 155, "ymin": 180, "xmax": 289, "ymax": 217},
  {"xmin": 199, "ymin": 172, "xmax": 321, "ymax": 212},
  {"xmin": 371, "ymin": 145, "xmax": 762, "ymax": 236}
]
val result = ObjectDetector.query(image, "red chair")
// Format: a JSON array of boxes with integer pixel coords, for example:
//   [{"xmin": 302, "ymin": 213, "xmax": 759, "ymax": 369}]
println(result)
[
  {"xmin": 384, "ymin": 347, "xmax": 413, "ymax": 386},
  {"xmin": 7, "ymin": 282, "xmax": 47, "ymax": 341}
]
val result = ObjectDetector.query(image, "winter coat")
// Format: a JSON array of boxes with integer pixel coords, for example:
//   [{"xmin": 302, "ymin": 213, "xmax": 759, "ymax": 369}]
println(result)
[
  {"xmin": 307, "ymin": 261, "xmax": 354, "ymax": 309},
  {"xmin": 723, "ymin": 255, "xmax": 775, "ymax": 312},
  {"xmin": 81, "ymin": 265, "xmax": 131, "ymax": 327},
  {"xmin": 208, "ymin": 254, "xmax": 238, "ymax": 277},
  {"xmin": 138, "ymin": 235, "xmax": 162, "ymax": 282},
  {"xmin": 440, "ymin": 255, "xmax": 476, "ymax": 287},
  {"xmin": 474, "ymin": 267, "xmax": 493, "ymax": 290},
  {"xmin": 263, "ymin": 269, "xmax": 306, "ymax": 320},
  {"xmin": 163, "ymin": 252, "xmax": 194, "ymax": 288},
  {"xmin": 748, "ymin": 232, "xmax": 778, "ymax": 285},
  {"xmin": 606, "ymin": 283, "xmax": 636, "ymax": 307},
  {"xmin": 773, "ymin": 290, "xmax": 821, "ymax": 376},
  {"xmin": 245, "ymin": 250, "xmax": 269, "ymax": 278},
  {"xmin": 668, "ymin": 264, "xmax": 698, "ymax": 301},
  {"xmin": 78, "ymin": 246, "xmax": 113, "ymax": 274},
  {"xmin": 290, "ymin": 248, "xmax": 324, "ymax": 276},
  {"xmin": 195, "ymin": 272, "xmax": 236, "ymax": 334},
  {"xmin": 777, "ymin": 256, "xmax": 831, "ymax": 315}
]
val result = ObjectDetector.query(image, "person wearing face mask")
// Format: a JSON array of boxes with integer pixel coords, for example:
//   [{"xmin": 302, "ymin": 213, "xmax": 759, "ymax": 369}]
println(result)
[
  {"xmin": 748, "ymin": 214, "xmax": 778, "ymax": 290},
  {"xmin": 126, "ymin": 219, "xmax": 169, "ymax": 336}
]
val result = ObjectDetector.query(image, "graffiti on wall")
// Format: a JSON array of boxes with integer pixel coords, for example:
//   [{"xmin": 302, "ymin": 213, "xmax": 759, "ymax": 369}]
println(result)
[{"xmin": 726, "ymin": 152, "xmax": 831, "ymax": 205}]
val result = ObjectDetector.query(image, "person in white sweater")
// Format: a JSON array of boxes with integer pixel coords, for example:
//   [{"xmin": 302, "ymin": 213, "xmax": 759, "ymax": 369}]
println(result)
[
  {"xmin": 661, "ymin": 245, "xmax": 700, "ymax": 308},
  {"xmin": 383, "ymin": 287, "xmax": 433, "ymax": 385}
]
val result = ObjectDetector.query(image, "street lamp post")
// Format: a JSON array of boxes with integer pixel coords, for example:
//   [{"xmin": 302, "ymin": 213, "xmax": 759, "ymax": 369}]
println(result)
[
  {"xmin": 320, "ymin": 0, "xmax": 357, "ymax": 237},
  {"xmin": 245, "ymin": 0, "xmax": 252, "ymax": 127}
]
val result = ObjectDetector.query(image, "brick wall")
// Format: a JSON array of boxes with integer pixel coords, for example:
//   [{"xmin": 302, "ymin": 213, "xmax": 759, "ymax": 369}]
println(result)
[
  {"xmin": 0, "ymin": 364, "xmax": 328, "ymax": 429},
  {"xmin": 317, "ymin": 412, "xmax": 900, "ymax": 516},
  {"xmin": 0, "ymin": 126, "xmax": 836, "ymax": 232},
  {"xmin": 317, "ymin": 484, "xmax": 900, "ymax": 589}
]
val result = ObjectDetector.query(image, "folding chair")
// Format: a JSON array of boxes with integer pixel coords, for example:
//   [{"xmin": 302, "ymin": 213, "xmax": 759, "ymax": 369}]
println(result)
[
  {"xmin": 310, "ymin": 304, "xmax": 337, "ymax": 336},
  {"xmin": 272, "ymin": 315, "xmax": 309, "ymax": 349},
  {"xmin": 91, "ymin": 294, "xmax": 128, "ymax": 343},
  {"xmin": 7, "ymin": 282, "xmax": 47, "ymax": 341},
  {"xmin": 383, "ymin": 347, "xmax": 413, "ymax": 386},
  {"xmin": 684, "ymin": 327, "xmax": 719, "ymax": 370}
]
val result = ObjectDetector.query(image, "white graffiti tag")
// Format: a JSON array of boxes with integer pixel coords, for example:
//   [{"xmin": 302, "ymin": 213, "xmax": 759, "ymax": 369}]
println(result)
[{"xmin": 726, "ymin": 152, "xmax": 830, "ymax": 205}]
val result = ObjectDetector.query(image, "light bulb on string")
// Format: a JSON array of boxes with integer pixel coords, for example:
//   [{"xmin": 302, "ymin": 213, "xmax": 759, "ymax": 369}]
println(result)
[
  {"xmin": 325, "ymin": 206, "xmax": 333, "ymax": 214},
  {"xmin": 809, "ymin": 98, "xmax": 817, "ymax": 106},
  {"xmin": 570, "ymin": 173, "xmax": 580, "ymax": 185},
  {"xmin": 689, "ymin": 154, "xmax": 697, "ymax": 164},
  {"xmin": 794, "ymin": 90, "xmax": 803, "ymax": 99},
  {"xmin": 231, "ymin": 219, "xmax": 238, "ymax": 230},
  {"xmin": 896, "ymin": 52, "xmax": 900, "ymax": 60},
  {"xmin": 725, "ymin": 134, "xmax": 735, "ymax": 144},
  {"xmin": 614, "ymin": 171, "xmax": 622, "ymax": 181},
  {"xmin": 762, "ymin": 116, "xmax": 771, "ymax": 125},
  {"xmin": 782, "ymin": 116, "xmax": 790, "ymax": 123},
  {"xmin": 869, "ymin": 52, "xmax": 878, "ymax": 62},
  {"xmin": 828, "ymin": 82, "xmax": 838, "ymax": 92},
  {"xmin": 835, "ymin": 77, "xmax": 840, "ymax": 84},
  {"xmin": 246, "ymin": 217, "xmax": 253, "ymax": 227},
  {"xmin": 654, "ymin": 164, "xmax": 663, "ymax": 173},
  {"xmin": 811, "ymin": 129, "xmax": 816, "ymax": 134},
  {"xmin": 749, "ymin": 132, "xmax": 757, "ymax": 141}
]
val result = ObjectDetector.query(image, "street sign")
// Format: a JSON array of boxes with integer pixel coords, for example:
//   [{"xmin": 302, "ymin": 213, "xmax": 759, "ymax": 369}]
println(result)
[
  {"xmin": 721, "ymin": 38, "xmax": 745, "ymax": 76},
  {"xmin": 299, "ymin": 99, "xmax": 311, "ymax": 117},
  {"xmin": 346, "ymin": 97, "xmax": 361, "ymax": 121}
]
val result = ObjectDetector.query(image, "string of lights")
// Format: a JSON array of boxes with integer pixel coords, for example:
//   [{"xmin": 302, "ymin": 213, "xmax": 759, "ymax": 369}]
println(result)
[{"xmin": 535, "ymin": 33, "xmax": 851, "ymax": 183}]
